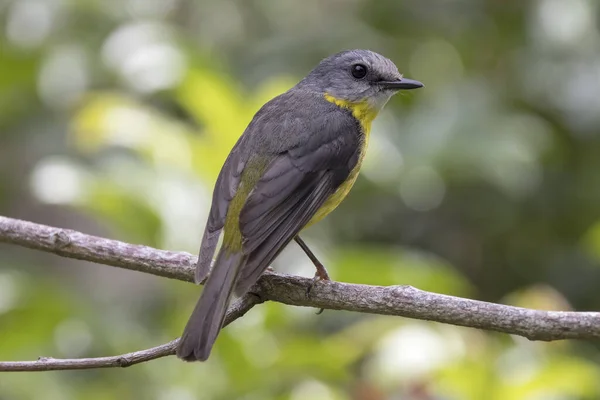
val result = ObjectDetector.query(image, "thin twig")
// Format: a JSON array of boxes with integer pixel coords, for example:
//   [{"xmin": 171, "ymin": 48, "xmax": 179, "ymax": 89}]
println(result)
[
  {"xmin": 0, "ymin": 215, "xmax": 599, "ymax": 372},
  {"xmin": 0, "ymin": 293, "xmax": 262, "ymax": 371}
]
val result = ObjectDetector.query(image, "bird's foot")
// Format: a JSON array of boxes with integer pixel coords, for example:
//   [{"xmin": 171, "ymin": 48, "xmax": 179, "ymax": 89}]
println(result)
[{"xmin": 306, "ymin": 263, "xmax": 331, "ymax": 315}]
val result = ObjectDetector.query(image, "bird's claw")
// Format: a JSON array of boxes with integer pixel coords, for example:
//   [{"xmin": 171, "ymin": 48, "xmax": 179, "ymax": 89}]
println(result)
[{"xmin": 306, "ymin": 268, "xmax": 331, "ymax": 314}]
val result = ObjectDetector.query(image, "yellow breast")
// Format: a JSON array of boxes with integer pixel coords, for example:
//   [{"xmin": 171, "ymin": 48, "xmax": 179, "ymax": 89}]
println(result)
[{"xmin": 304, "ymin": 94, "xmax": 379, "ymax": 228}]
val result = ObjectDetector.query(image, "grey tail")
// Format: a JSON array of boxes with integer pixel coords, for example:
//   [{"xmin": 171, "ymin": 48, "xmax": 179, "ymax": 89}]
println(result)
[{"xmin": 176, "ymin": 250, "xmax": 245, "ymax": 361}]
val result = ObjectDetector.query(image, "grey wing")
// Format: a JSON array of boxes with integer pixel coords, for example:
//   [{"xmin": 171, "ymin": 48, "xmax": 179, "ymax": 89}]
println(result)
[
  {"xmin": 195, "ymin": 139, "xmax": 247, "ymax": 283},
  {"xmin": 234, "ymin": 119, "xmax": 361, "ymax": 295}
]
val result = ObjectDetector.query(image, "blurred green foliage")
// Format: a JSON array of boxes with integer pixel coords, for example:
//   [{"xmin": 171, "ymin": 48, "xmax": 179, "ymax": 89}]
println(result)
[{"xmin": 1, "ymin": 0, "xmax": 600, "ymax": 399}]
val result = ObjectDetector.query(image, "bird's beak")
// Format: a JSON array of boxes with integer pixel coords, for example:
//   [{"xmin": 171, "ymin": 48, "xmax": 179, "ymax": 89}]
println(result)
[{"xmin": 378, "ymin": 78, "xmax": 424, "ymax": 90}]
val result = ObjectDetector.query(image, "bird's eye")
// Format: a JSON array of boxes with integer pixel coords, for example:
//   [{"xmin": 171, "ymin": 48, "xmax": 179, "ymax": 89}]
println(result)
[{"xmin": 351, "ymin": 64, "xmax": 368, "ymax": 79}]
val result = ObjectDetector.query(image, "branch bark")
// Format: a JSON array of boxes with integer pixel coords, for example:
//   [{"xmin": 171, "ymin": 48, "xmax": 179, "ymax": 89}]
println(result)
[{"xmin": 1, "ymin": 215, "xmax": 599, "ymax": 371}]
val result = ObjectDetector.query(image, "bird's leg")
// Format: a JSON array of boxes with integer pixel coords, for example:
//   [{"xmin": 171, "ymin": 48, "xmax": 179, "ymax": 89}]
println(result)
[
  {"xmin": 295, "ymin": 236, "xmax": 331, "ymax": 282},
  {"xmin": 294, "ymin": 236, "xmax": 330, "ymax": 314}
]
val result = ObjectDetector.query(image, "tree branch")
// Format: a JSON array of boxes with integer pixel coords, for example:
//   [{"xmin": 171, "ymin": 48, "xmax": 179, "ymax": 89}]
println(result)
[
  {"xmin": 1, "ymin": 215, "xmax": 599, "ymax": 371},
  {"xmin": 0, "ymin": 216, "xmax": 195, "ymax": 282},
  {"xmin": 0, "ymin": 292, "xmax": 262, "ymax": 371}
]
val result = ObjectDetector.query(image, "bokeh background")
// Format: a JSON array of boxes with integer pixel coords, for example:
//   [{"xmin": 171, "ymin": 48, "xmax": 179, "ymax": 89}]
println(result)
[{"xmin": 1, "ymin": 0, "xmax": 600, "ymax": 399}]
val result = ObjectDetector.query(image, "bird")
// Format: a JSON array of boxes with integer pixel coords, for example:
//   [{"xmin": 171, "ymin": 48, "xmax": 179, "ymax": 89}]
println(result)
[{"xmin": 176, "ymin": 49, "xmax": 423, "ymax": 361}]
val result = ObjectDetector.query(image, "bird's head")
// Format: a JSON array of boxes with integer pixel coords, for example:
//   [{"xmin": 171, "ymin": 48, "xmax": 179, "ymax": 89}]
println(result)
[{"xmin": 299, "ymin": 49, "xmax": 423, "ymax": 111}]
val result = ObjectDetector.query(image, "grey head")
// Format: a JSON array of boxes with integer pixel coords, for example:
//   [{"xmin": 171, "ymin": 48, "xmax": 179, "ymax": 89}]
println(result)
[{"xmin": 297, "ymin": 49, "xmax": 423, "ymax": 107}]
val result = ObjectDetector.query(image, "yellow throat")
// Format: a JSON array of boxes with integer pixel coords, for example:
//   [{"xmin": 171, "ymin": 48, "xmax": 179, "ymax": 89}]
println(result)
[{"xmin": 323, "ymin": 93, "xmax": 379, "ymax": 131}]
